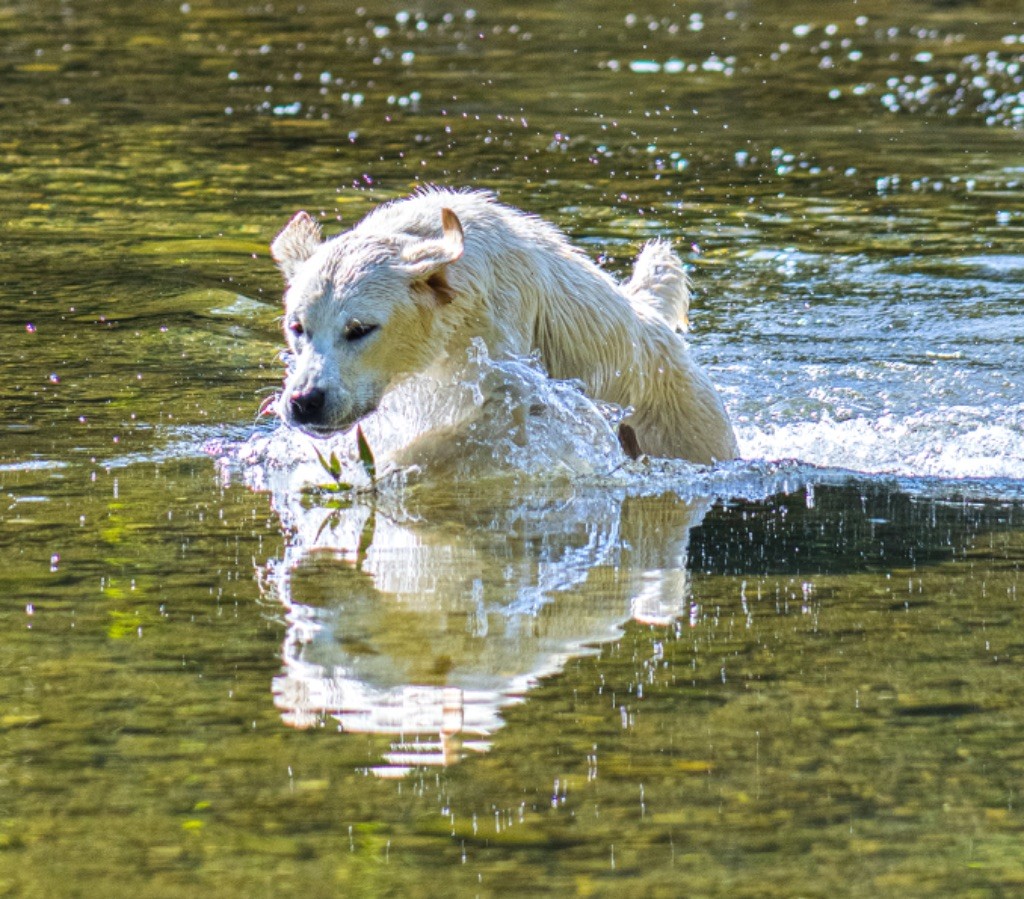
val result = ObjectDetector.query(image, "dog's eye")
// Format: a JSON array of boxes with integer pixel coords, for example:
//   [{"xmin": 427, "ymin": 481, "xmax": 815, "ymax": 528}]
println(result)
[
  {"xmin": 343, "ymin": 320, "xmax": 379, "ymax": 343},
  {"xmin": 288, "ymin": 321, "xmax": 305, "ymax": 338}
]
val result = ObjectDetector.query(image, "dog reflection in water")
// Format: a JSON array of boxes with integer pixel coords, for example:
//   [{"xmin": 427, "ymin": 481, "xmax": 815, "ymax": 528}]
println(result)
[{"xmin": 258, "ymin": 478, "xmax": 708, "ymax": 776}]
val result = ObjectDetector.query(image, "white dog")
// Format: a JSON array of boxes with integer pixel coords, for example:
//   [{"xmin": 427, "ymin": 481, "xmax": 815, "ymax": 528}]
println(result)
[{"xmin": 270, "ymin": 189, "xmax": 738, "ymax": 464}]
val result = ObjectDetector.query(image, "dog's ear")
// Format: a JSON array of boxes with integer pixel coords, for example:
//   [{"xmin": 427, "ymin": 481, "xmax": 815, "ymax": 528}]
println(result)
[
  {"xmin": 400, "ymin": 207, "xmax": 465, "ymax": 281},
  {"xmin": 271, "ymin": 211, "xmax": 323, "ymax": 283}
]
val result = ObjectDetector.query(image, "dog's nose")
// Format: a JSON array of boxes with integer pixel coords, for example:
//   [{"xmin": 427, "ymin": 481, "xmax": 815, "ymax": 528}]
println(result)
[{"xmin": 288, "ymin": 387, "xmax": 326, "ymax": 424}]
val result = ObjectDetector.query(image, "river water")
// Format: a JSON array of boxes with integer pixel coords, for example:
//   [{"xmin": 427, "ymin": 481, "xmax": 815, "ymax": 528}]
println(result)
[{"xmin": 2, "ymin": 0, "xmax": 1023, "ymax": 895}]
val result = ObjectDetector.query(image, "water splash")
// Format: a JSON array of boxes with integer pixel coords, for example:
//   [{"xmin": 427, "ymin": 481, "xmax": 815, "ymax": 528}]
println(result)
[
  {"xmin": 739, "ymin": 405, "xmax": 1024, "ymax": 481},
  {"xmin": 233, "ymin": 338, "xmax": 628, "ymax": 494},
  {"xmin": 708, "ymin": 249, "xmax": 1024, "ymax": 491}
]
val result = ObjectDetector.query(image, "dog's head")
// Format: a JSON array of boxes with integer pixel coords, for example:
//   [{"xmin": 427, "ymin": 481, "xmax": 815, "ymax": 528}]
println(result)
[{"xmin": 270, "ymin": 206, "xmax": 464, "ymax": 435}]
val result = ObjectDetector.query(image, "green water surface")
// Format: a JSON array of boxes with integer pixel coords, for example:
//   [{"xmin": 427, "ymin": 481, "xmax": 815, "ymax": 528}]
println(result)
[{"xmin": 2, "ymin": 1, "xmax": 1024, "ymax": 895}]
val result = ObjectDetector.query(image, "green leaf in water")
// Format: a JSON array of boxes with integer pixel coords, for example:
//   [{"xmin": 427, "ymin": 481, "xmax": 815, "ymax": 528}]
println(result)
[
  {"xmin": 356, "ymin": 425, "xmax": 376, "ymax": 481},
  {"xmin": 311, "ymin": 481, "xmax": 354, "ymax": 494},
  {"xmin": 313, "ymin": 444, "xmax": 331, "ymax": 475},
  {"xmin": 357, "ymin": 506, "xmax": 376, "ymax": 563},
  {"xmin": 313, "ymin": 444, "xmax": 344, "ymax": 481}
]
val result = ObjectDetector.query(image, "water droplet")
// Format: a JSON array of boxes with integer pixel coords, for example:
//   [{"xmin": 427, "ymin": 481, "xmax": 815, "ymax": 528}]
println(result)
[{"xmin": 629, "ymin": 60, "xmax": 661, "ymax": 74}]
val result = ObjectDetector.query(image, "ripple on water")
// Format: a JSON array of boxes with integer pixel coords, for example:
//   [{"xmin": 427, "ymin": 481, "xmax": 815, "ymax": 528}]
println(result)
[{"xmin": 954, "ymin": 255, "xmax": 1024, "ymax": 277}]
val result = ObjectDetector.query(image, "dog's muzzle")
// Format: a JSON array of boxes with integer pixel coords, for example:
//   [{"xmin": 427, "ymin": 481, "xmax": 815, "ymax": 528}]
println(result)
[
  {"xmin": 279, "ymin": 388, "xmax": 378, "ymax": 436},
  {"xmin": 287, "ymin": 387, "xmax": 326, "ymax": 426}
]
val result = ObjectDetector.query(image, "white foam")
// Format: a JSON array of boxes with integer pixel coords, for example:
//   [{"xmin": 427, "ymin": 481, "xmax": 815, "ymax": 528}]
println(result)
[{"xmin": 738, "ymin": 404, "xmax": 1024, "ymax": 480}]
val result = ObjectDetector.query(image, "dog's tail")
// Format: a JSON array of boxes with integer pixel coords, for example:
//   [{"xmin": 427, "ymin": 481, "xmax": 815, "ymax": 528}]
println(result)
[{"xmin": 624, "ymin": 240, "xmax": 690, "ymax": 333}]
